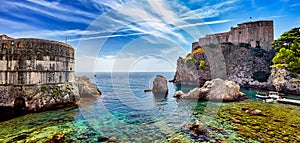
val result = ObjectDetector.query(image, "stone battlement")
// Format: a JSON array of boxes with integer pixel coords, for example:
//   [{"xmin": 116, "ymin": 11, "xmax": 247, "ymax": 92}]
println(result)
[{"xmin": 195, "ymin": 20, "xmax": 274, "ymax": 51}]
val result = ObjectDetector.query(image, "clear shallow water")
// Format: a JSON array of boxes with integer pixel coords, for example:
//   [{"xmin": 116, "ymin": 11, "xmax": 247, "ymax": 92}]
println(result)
[{"xmin": 0, "ymin": 72, "xmax": 299, "ymax": 142}]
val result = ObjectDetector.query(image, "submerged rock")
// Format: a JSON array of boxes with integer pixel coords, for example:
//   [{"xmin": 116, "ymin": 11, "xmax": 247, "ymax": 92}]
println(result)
[
  {"xmin": 47, "ymin": 134, "xmax": 65, "ymax": 143},
  {"xmin": 244, "ymin": 109, "xmax": 263, "ymax": 116},
  {"xmin": 98, "ymin": 136, "xmax": 109, "ymax": 142},
  {"xmin": 178, "ymin": 78, "xmax": 244, "ymax": 101},
  {"xmin": 185, "ymin": 120, "xmax": 208, "ymax": 136},
  {"xmin": 152, "ymin": 75, "xmax": 168, "ymax": 95}
]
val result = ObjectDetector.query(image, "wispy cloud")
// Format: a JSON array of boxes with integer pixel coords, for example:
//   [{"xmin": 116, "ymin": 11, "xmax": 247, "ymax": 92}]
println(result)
[
  {"xmin": 257, "ymin": 15, "xmax": 284, "ymax": 20},
  {"xmin": 11, "ymin": 29, "xmax": 104, "ymax": 38},
  {"xmin": 0, "ymin": 18, "xmax": 32, "ymax": 30},
  {"xmin": 181, "ymin": 0, "xmax": 238, "ymax": 20},
  {"xmin": 27, "ymin": 0, "xmax": 97, "ymax": 19},
  {"xmin": 176, "ymin": 19, "xmax": 233, "ymax": 28},
  {"xmin": 290, "ymin": 2, "xmax": 300, "ymax": 7},
  {"xmin": 3, "ymin": 1, "xmax": 94, "ymax": 24}
]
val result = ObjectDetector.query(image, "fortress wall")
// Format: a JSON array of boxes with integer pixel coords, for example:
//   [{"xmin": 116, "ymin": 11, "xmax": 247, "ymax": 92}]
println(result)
[
  {"xmin": 197, "ymin": 20, "xmax": 274, "ymax": 51},
  {"xmin": 0, "ymin": 38, "xmax": 74, "ymax": 86}
]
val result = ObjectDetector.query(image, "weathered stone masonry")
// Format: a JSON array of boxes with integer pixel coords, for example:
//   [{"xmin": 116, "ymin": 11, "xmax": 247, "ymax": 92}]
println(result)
[
  {"xmin": 194, "ymin": 20, "xmax": 274, "ymax": 51},
  {"xmin": 0, "ymin": 34, "xmax": 78, "ymax": 111},
  {"xmin": 0, "ymin": 34, "xmax": 74, "ymax": 85}
]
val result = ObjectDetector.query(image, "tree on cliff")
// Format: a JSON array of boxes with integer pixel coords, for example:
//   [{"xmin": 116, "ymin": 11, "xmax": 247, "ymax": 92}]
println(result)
[{"xmin": 272, "ymin": 27, "xmax": 300, "ymax": 73}]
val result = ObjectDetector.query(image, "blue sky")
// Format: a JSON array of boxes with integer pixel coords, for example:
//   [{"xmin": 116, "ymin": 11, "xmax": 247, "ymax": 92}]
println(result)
[{"xmin": 1, "ymin": 0, "xmax": 300, "ymax": 72}]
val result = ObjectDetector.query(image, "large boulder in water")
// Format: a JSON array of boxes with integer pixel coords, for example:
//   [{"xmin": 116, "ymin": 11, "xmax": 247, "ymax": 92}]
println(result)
[
  {"xmin": 179, "ymin": 78, "xmax": 245, "ymax": 101},
  {"xmin": 75, "ymin": 76, "xmax": 102, "ymax": 98},
  {"xmin": 152, "ymin": 75, "xmax": 168, "ymax": 95}
]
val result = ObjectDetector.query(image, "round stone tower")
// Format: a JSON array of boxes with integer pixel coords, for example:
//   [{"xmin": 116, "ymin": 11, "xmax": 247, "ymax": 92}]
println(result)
[{"xmin": 0, "ymin": 34, "xmax": 78, "ymax": 111}]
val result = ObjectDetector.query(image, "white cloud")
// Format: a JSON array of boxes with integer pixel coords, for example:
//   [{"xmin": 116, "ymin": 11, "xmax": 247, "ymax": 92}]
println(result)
[
  {"xmin": 27, "ymin": 0, "xmax": 97, "ymax": 19},
  {"xmin": 290, "ymin": 3, "xmax": 300, "ymax": 7},
  {"xmin": 181, "ymin": 0, "xmax": 238, "ymax": 20},
  {"xmin": 176, "ymin": 19, "xmax": 233, "ymax": 28},
  {"xmin": 0, "ymin": 18, "xmax": 32, "ymax": 30},
  {"xmin": 11, "ymin": 29, "xmax": 100, "ymax": 38},
  {"xmin": 5, "ymin": 1, "xmax": 93, "ymax": 24}
]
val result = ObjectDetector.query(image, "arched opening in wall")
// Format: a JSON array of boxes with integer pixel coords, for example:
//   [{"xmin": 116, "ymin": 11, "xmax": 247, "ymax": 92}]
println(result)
[{"xmin": 14, "ymin": 97, "xmax": 26, "ymax": 109}]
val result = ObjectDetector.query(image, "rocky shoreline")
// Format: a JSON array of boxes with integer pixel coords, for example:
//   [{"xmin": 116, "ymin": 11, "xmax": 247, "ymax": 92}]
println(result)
[{"xmin": 0, "ymin": 76, "xmax": 101, "ymax": 121}]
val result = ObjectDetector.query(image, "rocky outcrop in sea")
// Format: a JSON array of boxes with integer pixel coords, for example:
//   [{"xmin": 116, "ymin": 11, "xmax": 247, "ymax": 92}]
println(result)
[
  {"xmin": 174, "ymin": 78, "xmax": 245, "ymax": 101},
  {"xmin": 152, "ymin": 75, "xmax": 168, "ymax": 95}
]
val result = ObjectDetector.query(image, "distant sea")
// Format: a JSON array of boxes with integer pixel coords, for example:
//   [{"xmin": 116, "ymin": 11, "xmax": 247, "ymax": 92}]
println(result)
[{"xmin": 0, "ymin": 72, "xmax": 299, "ymax": 142}]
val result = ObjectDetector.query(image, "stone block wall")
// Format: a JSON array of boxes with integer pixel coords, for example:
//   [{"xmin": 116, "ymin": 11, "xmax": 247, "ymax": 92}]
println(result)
[
  {"xmin": 197, "ymin": 20, "xmax": 274, "ymax": 51},
  {"xmin": 0, "ymin": 37, "xmax": 74, "ymax": 85}
]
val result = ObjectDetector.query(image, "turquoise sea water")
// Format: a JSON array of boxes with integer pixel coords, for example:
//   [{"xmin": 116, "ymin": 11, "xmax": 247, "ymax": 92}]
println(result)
[{"xmin": 0, "ymin": 72, "xmax": 299, "ymax": 142}]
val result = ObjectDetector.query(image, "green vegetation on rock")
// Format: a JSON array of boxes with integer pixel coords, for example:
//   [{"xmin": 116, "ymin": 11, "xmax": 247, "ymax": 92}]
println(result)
[
  {"xmin": 199, "ymin": 60, "xmax": 206, "ymax": 69},
  {"xmin": 272, "ymin": 27, "xmax": 300, "ymax": 73},
  {"xmin": 184, "ymin": 57, "xmax": 196, "ymax": 69}
]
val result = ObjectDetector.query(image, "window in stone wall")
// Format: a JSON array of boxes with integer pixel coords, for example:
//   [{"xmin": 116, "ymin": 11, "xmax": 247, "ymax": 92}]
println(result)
[
  {"xmin": 239, "ymin": 31, "xmax": 242, "ymax": 34},
  {"xmin": 256, "ymin": 41, "xmax": 260, "ymax": 47}
]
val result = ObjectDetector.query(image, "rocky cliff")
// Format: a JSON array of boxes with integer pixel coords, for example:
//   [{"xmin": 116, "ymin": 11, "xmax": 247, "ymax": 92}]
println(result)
[
  {"xmin": 268, "ymin": 68, "xmax": 300, "ymax": 94},
  {"xmin": 172, "ymin": 44, "xmax": 274, "ymax": 86},
  {"xmin": 171, "ymin": 44, "xmax": 300, "ymax": 94}
]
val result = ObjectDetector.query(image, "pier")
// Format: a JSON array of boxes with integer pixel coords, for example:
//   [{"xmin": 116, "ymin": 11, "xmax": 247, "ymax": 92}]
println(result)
[{"xmin": 277, "ymin": 99, "xmax": 300, "ymax": 106}]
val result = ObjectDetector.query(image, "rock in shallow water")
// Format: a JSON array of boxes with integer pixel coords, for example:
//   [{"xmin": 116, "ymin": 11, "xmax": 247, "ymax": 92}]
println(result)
[
  {"xmin": 186, "ymin": 120, "xmax": 208, "ymax": 136},
  {"xmin": 76, "ymin": 76, "xmax": 102, "ymax": 98},
  {"xmin": 176, "ymin": 78, "xmax": 245, "ymax": 101},
  {"xmin": 152, "ymin": 75, "xmax": 168, "ymax": 95},
  {"xmin": 173, "ymin": 91, "xmax": 185, "ymax": 98}
]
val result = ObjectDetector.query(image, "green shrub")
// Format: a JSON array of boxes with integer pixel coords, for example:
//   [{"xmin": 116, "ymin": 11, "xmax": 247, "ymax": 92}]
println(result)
[
  {"xmin": 184, "ymin": 57, "xmax": 196, "ymax": 69},
  {"xmin": 199, "ymin": 60, "xmax": 206, "ymax": 69},
  {"xmin": 272, "ymin": 27, "xmax": 300, "ymax": 73}
]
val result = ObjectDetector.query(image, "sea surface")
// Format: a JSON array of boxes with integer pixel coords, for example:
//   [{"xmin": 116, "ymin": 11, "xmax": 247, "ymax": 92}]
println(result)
[{"xmin": 0, "ymin": 72, "xmax": 299, "ymax": 142}]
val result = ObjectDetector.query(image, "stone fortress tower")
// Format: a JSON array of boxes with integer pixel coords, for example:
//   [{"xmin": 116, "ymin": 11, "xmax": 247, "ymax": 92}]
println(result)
[
  {"xmin": 193, "ymin": 20, "xmax": 274, "ymax": 51},
  {"xmin": 0, "ymin": 34, "xmax": 74, "ymax": 85},
  {"xmin": 0, "ymin": 34, "xmax": 78, "ymax": 111}
]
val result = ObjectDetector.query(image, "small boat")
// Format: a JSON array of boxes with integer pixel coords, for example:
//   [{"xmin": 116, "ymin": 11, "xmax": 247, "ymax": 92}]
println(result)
[
  {"xmin": 255, "ymin": 91, "xmax": 281, "ymax": 99},
  {"xmin": 269, "ymin": 91, "xmax": 281, "ymax": 99},
  {"xmin": 255, "ymin": 92, "xmax": 270, "ymax": 99}
]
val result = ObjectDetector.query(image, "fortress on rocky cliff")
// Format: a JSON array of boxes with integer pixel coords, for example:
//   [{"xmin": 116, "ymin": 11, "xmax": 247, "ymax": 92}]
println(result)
[
  {"xmin": 192, "ymin": 20, "xmax": 274, "ymax": 51},
  {"xmin": 0, "ymin": 34, "xmax": 74, "ymax": 85}
]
